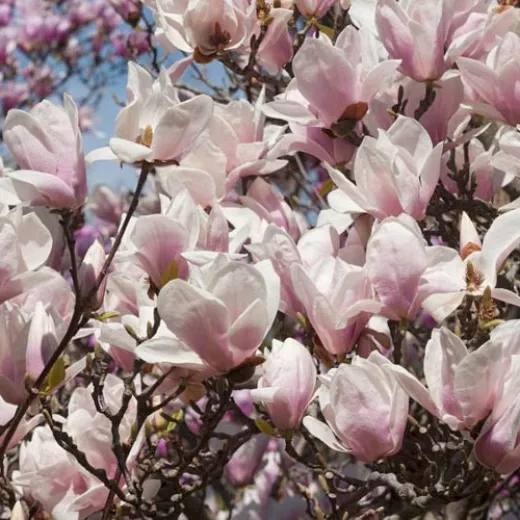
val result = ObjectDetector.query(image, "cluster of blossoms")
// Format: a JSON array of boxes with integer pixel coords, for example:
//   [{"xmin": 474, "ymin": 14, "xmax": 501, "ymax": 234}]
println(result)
[
  {"xmin": 5, "ymin": 0, "xmax": 520, "ymax": 518},
  {"xmin": 0, "ymin": 0, "xmax": 147, "ymax": 121}
]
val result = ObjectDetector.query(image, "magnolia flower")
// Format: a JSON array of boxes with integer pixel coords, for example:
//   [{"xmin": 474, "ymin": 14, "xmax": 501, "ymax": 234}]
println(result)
[
  {"xmin": 422, "ymin": 209, "xmax": 520, "ymax": 322},
  {"xmin": 326, "ymin": 116, "xmax": 443, "ymax": 220},
  {"xmin": 91, "ymin": 63, "xmax": 213, "ymax": 165},
  {"xmin": 458, "ymin": 32, "xmax": 520, "ymax": 126},
  {"xmin": 2, "ymin": 93, "xmax": 87, "ymax": 208},
  {"xmin": 155, "ymin": 0, "xmax": 256, "ymax": 59},
  {"xmin": 376, "ymin": 0, "xmax": 520, "ymax": 82},
  {"xmin": 304, "ymin": 351, "xmax": 409, "ymax": 462},
  {"xmin": 251, "ymin": 338, "xmax": 317, "ymax": 431},
  {"xmin": 386, "ymin": 327, "xmax": 507, "ymax": 430},
  {"xmin": 365, "ymin": 214, "xmax": 461, "ymax": 321},
  {"xmin": 247, "ymin": 224, "xmax": 339, "ymax": 317},
  {"xmin": 263, "ymin": 26, "xmax": 400, "ymax": 130},
  {"xmin": 158, "ymin": 89, "xmax": 286, "ymax": 205},
  {"xmin": 292, "ymin": 256, "xmax": 381, "ymax": 355},
  {"xmin": 156, "ymin": 256, "xmax": 280, "ymax": 373}
]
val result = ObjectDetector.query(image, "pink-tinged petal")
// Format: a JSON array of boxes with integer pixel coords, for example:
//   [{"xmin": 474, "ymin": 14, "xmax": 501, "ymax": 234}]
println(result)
[
  {"xmin": 158, "ymin": 279, "xmax": 232, "ymax": 371},
  {"xmin": 152, "ymin": 95, "xmax": 214, "ymax": 161},
  {"xmin": 418, "ymin": 143, "xmax": 443, "ymax": 208},
  {"xmin": 0, "ymin": 411, "xmax": 42, "ymax": 450},
  {"xmin": 303, "ymin": 416, "xmax": 350, "ymax": 453},
  {"xmin": 354, "ymin": 144, "xmax": 405, "ymax": 218},
  {"xmin": 324, "ymin": 163, "xmax": 369, "ymax": 211},
  {"xmin": 109, "ymin": 138, "xmax": 153, "ymax": 164},
  {"xmin": 375, "ymin": 0, "xmax": 414, "ymax": 75},
  {"xmin": 460, "ymin": 212, "xmax": 481, "ymax": 255},
  {"xmin": 131, "ymin": 214, "xmax": 189, "ymax": 288},
  {"xmin": 85, "ymin": 147, "xmax": 118, "ymax": 164},
  {"xmin": 424, "ymin": 328, "xmax": 466, "ymax": 422},
  {"xmin": 167, "ymin": 55, "xmax": 194, "ymax": 82},
  {"xmin": 421, "ymin": 291, "xmax": 465, "ymax": 323},
  {"xmin": 266, "ymin": 133, "xmax": 335, "ymax": 164},
  {"xmin": 158, "ymin": 166, "xmax": 219, "ymax": 206},
  {"xmin": 383, "ymin": 113, "xmax": 433, "ymax": 157},
  {"xmin": 491, "ymin": 288, "xmax": 520, "ymax": 308},
  {"xmin": 254, "ymin": 260, "xmax": 281, "ymax": 330},
  {"xmin": 293, "ymin": 38, "xmax": 355, "ymax": 126},
  {"xmin": 207, "ymin": 261, "xmax": 267, "ymax": 323},
  {"xmin": 224, "ymin": 160, "xmax": 288, "ymax": 194},
  {"xmin": 474, "ymin": 389, "xmax": 520, "ymax": 473},
  {"xmin": 17, "ymin": 213, "xmax": 52, "ymax": 271},
  {"xmin": 456, "ymin": 57, "xmax": 499, "ymax": 107},
  {"xmin": 78, "ymin": 240, "xmax": 106, "ymax": 310},
  {"xmin": 228, "ymin": 299, "xmax": 268, "ymax": 359},
  {"xmin": 329, "ymin": 362, "xmax": 403, "ymax": 461},
  {"xmin": 98, "ymin": 323, "xmax": 137, "ymax": 354},
  {"xmin": 472, "ymin": 209, "xmax": 520, "ymax": 287},
  {"xmin": 25, "ymin": 303, "xmax": 58, "ymax": 381},
  {"xmin": 454, "ymin": 338, "xmax": 506, "ymax": 428},
  {"xmin": 3, "ymin": 109, "xmax": 57, "ymax": 172},
  {"xmin": 135, "ymin": 337, "xmax": 206, "ymax": 368},
  {"xmin": 206, "ymin": 204, "xmax": 229, "ymax": 253},
  {"xmin": 6, "ymin": 170, "xmax": 77, "ymax": 208},
  {"xmin": 361, "ymin": 59, "xmax": 401, "ymax": 101},
  {"xmin": 365, "ymin": 216, "xmax": 427, "ymax": 318},
  {"xmin": 384, "ymin": 363, "xmax": 440, "ymax": 418},
  {"xmin": 0, "ymin": 219, "xmax": 19, "ymax": 289},
  {"xmin": 298, "ymin": 225, "xmax": 339, "ymax": 267},
  {"xmin": 0, "ymin": 394, "xmax": 17, "ymax": 425}
]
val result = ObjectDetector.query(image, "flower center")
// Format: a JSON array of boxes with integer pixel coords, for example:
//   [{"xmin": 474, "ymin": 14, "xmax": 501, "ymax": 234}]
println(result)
[
  {"xmin": 208, "ymin": 22, "xmax": 232, "ymax": 52},
  {"xmin": 136, "ymin": 124, "xmax": 153, "ymax": 147}
]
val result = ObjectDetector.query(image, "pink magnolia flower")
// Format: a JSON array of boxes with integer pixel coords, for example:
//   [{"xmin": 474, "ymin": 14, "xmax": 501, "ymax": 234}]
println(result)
[
  {"xmin": 422, "ymin": 209, "xmax": 520, "ymax": 322},
  {"xmin": 326, "ymin": 116, "xmax": 443, "ymax": 220},
  {"xmin": 157, "ymin": 256, "xmax": 280, "ymax": 373},
  {"xmin": 263, "ymin": 26, "xmax": 400, "ymax": 129},
  {"xmin": 2, "ymin": 94, "xmax": 87, "ymax": 208},
  {"xmin": 0, "ymin": 301, "xmax": 86, "ymax": 406},
  {"xmin": 365, "ymin": 214, "xmax": 461, "ymax": 321},
  {"xmin": 375, "ymin": 0, "xmax": 519, "ymax": 82},
  {"xmin": 458, "ymin": 32, "xmax": 520, "ymax": 126},
  {"xmin": 292, "ymin": 256, "xmax": 381, "ymax": 355},
  {"xmin": 386, "ymin": 327, "xmax": 507, "ymax": 430},
  {"xmin": 127, "ymin": 214, "xmax": 192, "ymax": 290},
  {"xmin": 251, "ymin": 338, "xmax": 317, "ymax": 431},
  {"xmin": 256, "ymin": 6, "xmax": 293, "ymax": 73},
  {"xmin": 304, "ymin": 351, "xmax": 409, "ymax": 462},
  {"xmin": 155, "ymin": 0, "xmax": 256, "ymax": 59},
  {"xmin": 158, "ymin": 89, "xmax": 287, "ymax": 204},
  {"xmin": 90, "ymin": 63, "xmax": 213, "ymax": 165},
  {"xmin": 247, "ymin": 224, "xmax": 340, "ymax": 317}
]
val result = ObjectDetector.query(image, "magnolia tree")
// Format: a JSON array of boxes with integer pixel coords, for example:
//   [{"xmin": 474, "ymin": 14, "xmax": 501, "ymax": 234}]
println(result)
[
  {"xmin": 4, "ymin": 0, "xmax": 520, "ymax": 518},
  {"xmin": 0, "ymin": 0, "xmax": 148, "ymax": 127}
]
